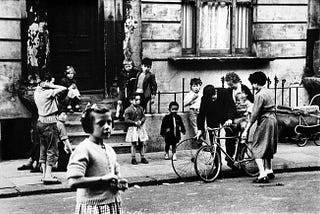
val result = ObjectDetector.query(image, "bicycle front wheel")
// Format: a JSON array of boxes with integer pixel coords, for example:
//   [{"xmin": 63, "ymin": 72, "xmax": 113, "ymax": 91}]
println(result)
[
  {"xmin": 195, "ymin": 145, "xmax": 221, "ymax": 182},
  {"xmin": 239, "ymin": 145, "xmax": 259, "ymax": 177},
  {"xmin": 172, "ymin": 138, "xmax": 204, "ymax": 179}
]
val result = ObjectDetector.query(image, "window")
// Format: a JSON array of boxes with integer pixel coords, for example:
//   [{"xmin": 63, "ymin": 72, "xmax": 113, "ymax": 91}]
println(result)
[{"xmin": 182, "ymin": 0, "xmax": 252, "ymax": 56}]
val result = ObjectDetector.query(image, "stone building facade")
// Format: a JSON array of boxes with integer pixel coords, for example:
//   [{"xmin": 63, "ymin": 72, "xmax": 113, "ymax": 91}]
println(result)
[{"xmin": 0, "ymin": 0, "xmax": 314, "ymax": 158}]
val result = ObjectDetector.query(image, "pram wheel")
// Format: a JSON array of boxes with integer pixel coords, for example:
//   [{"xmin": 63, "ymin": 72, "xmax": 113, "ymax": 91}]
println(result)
[
  {"xmin": 314, "ymin": 140, "xmax": 320, "ymax": 146},
  {"xmin": 296, "ymin": 138, "xmax": 308, "ymax": 147}
]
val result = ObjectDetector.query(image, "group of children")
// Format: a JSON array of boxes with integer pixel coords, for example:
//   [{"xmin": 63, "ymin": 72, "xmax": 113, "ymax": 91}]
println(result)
[
  {"xmin": 124, "ymin": 75, "xmax": 254, "ymax": 164},
  {"xmin": 17, "ymin": 65, "xmax": 260, "ymax": 213},
  {"xmin": 66, "ymin": 71, "xmax": 275, "ymax": 213}
]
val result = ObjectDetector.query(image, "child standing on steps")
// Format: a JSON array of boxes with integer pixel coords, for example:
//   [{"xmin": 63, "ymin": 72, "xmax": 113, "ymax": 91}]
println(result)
[
  {"xmin": 160, "ymin": 101, "xmax": 186, "ymax": 161},
  {"xmin": 124, "ymin": 94, "xmax": 149, "ymax": 165}
]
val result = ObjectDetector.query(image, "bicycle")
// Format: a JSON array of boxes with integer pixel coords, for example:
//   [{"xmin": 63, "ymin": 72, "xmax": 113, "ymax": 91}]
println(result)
[{"xmin": 194, "ymin": 126, "xmax": 259, "ymax": 182}]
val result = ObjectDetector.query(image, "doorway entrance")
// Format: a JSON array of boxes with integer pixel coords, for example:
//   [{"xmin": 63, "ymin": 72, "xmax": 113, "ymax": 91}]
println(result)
[{"xmin": 47, "ymin": 0, "xmax": 104, "ymax": 93}]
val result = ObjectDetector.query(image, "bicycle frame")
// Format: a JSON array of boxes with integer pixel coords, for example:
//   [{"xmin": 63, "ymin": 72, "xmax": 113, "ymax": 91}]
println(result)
[
  {"xmin": 194, "ymin": 126, "xmax": 259, "ymax": 182},
  {"xmin": 207, "ymin": 127, "xmax": 252, "ymax": 167}
]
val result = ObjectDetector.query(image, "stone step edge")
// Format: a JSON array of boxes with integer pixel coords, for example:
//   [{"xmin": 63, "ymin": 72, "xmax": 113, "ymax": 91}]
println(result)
[
  {"xmin": 68, "ymin": 130, "xmax": 126, "ymax": 137},
  {"xmin": 65, "ymin": 120, "xmax": 126, "ymax": 126},
  {"xmin": 71, "ymin": 142, "xmax": 131, "ymax": 149}
]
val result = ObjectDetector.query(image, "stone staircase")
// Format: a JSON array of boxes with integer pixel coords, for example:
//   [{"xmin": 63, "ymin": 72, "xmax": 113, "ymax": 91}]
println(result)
[{"xmin": 65, "ymin": 95, "xmax": 131, "ymax": 154}]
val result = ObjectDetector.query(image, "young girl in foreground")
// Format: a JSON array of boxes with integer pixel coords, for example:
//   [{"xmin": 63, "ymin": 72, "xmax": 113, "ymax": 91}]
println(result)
[
  {"xmin": 242, "ymin": 71, "xmax": 278, "ymax": 183},
  {"xmin": 67, "ymin": 104, "xmax": 128, "ymax": 214}
]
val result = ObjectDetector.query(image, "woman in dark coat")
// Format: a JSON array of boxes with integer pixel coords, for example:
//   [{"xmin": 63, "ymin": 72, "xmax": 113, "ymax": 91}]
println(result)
[{"xmin": 242, "ymin": 71, "xmax": 278, "ymax": 183}]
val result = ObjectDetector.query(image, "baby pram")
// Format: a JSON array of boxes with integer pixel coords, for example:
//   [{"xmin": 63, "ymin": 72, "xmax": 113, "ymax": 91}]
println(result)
[{"xmin": 276, "ymin": 93, "xmax": 320, "ymax": 147}]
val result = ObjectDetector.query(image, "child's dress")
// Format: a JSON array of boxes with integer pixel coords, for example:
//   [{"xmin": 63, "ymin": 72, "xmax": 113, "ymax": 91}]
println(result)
[{"xmin": 124, "ymin": 104, "xmax": 149, "ymax": 142}]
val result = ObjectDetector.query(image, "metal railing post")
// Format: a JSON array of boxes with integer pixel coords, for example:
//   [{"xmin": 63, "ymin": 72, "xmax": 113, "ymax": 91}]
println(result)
[
  {"xmin": 157, "ymin": 91, "xmax": 160, "ymax": 113},
  {"xmin": 281, "ymin": 79, "xmax": 286, "ymax": 105},
  {"xmin": 267, "ymin": 77, "xmax": 271, "ymax": 89},
  {"xmin": 296, "ymin": 87, "xmax": 299, "ymax": 106},
  {"xmin": 221, "ymin": 76, "xmax": 225, "ymax": 88},
  {"xmin": 182, "ymin": 78, "xmax": 185, "ymax": 113},
  {"xmin": 274, "ymin": 76, "xmax": 279, "ymax": 106},
  {"xmin": 289, "ymin": 87, "xmax": 292, "ymax": 107}
]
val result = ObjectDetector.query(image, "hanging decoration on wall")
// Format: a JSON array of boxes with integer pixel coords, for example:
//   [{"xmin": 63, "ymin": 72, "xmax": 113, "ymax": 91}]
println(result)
[
  {"xmin": 26, "ymin": 0, "xmax": 49, "ymax": 84},
  {"xmin": 18, "ymin": 0, "xmax": 50, "ymax": 117},
  {"xmin": 123, "ymin": 0, "xmax": 138, "ymax": 63}
]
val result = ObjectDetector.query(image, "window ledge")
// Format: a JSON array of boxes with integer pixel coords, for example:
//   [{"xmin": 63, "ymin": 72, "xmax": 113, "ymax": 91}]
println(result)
[{"xmin": 169, "ymin": 56, "xmax": 275, "ymax": 64}]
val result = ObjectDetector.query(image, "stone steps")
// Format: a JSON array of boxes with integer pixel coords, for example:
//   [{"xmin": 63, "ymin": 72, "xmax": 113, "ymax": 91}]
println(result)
[
  {"xmin": 68, "ymin": 130, "xmax": 130, "ymax": 154},
  {"xmin": 65, "ymin": 96, "xmax": 130, "ymax": 154},
  {"xmin": 65, "ymin": 120, "xmax": 127, "ymax": 133}
]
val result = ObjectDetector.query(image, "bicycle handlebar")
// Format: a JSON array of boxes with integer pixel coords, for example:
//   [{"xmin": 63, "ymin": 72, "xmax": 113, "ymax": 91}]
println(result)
[{"xmin": 206, "ymin": 124, "xmax": 236, "ymax": 132}]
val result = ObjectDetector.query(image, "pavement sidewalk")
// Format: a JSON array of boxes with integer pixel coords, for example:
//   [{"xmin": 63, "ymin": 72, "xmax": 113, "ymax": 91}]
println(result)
[{"xmin": 0, "ymin": 143, "xmax": 319, "ymax": 198}]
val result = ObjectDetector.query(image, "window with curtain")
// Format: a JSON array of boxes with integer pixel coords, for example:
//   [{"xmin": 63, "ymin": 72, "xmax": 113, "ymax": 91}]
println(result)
[{"xmin": 182, "ymin": 0, "xmax": 252, "ymax": 56}]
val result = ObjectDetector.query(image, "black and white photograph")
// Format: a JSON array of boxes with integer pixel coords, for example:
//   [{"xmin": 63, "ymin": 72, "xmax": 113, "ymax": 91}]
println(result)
[{"xmin": 0, "ymin": 0, "xmax": 319, "ymax": 213}]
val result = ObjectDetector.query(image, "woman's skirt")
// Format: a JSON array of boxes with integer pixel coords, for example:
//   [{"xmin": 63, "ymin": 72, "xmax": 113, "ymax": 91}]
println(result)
[{"xmin": 252, "ymin": 116, "xmax": 278, "ymax": 159}]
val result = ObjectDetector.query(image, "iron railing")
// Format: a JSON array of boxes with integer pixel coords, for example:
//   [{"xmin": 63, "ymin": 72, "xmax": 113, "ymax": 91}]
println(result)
[{"xmin": 146, "ymin": 76, "xmax": 305, "ymax": 114}]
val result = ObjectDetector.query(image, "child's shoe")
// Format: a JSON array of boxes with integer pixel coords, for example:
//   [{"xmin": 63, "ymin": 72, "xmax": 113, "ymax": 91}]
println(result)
[
  {"xmin": 17, "ymin": 164, "xmax": 33, "ymax": 170},
  {"xmin": 164, "ymin": 153, "xmax": 170, "ymax": 160},
  {"xmin": 141, "ymin": 157, "xmax": 149, "ymax": 164},
  {"xmin": 172, "ymin": 154, "xmax": 177, "ymax": 161},
  {"xmin": 131, "ymin": 158, "xmax": 138, "ymax": 165}
]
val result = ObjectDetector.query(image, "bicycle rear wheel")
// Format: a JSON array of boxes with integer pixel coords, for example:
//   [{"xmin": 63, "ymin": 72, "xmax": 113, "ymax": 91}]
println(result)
[
  {"xmin": 239, "ymin": 145, "xmax": 259, "ymax": 177},
  {"xmin": 195, "ymin": 145, "xmax": 221, "ymax": 182},
  {"xmin": 171, "ymin": 138, "xmax": 204, "ymax": 179}
]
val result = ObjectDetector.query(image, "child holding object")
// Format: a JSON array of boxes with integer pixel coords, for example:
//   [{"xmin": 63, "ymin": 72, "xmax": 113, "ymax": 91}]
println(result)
[
  {"xmin": 67, "ymin": 104, "xmax": 128, "ymax": 214},
  {"xmin": 160, "ymin": 101, "xmax": 186, "ymax": 161}
]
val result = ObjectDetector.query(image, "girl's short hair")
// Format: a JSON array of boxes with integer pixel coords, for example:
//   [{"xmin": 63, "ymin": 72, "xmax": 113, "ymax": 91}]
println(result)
[
  {"xmin": 225, "ymin": 72, "xmax": 241, "ymax": 83},
  {"xmin": 190, "ymin": 78, "xmax": 202, "ymax": 86},
  {"xmin": 65, "ymin": 66, "xmax": 76, "ymax": 75},
  {"xmin": 248, "ymin": 71, "xmax": 267, "ymax": 86},
  {"xmin": 81, "ymin": 103, "xmax": 110, "ymax": 134}
]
